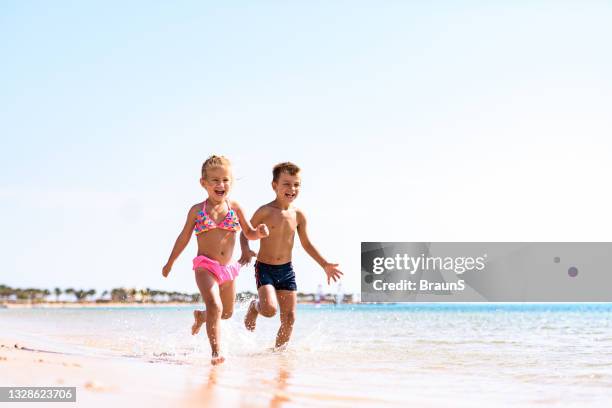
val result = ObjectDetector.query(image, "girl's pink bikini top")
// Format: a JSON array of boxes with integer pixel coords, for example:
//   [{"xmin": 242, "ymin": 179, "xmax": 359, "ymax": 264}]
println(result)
[{"xmin": 194, "ymin": 199, "xmax": 241, "ymax": 234}]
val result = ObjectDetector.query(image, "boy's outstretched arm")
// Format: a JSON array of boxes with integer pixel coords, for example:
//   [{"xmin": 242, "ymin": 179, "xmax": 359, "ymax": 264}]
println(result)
[
  {"xmin": 162, "ymin": 205, "xmax": 198, "ymax": 277},
  {"xmin": 296, "ymin": 209, "xmax": 343, "ymax": 284},
  {"xmin": 231, "ymin": 201, "xmax": 269, "ymax": 240}
]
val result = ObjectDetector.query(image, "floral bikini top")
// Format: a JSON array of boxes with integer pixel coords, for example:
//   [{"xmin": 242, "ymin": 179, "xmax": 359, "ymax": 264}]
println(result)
[{"xmin": 194, "ymin": 200, "xmax": 241, "ymax": 235}]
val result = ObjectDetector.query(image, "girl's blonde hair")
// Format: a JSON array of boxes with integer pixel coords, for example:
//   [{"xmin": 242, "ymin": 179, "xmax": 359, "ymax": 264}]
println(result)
[{"xmin": 201, "ymin": 155, "xmax": 232, "ymax": 179}]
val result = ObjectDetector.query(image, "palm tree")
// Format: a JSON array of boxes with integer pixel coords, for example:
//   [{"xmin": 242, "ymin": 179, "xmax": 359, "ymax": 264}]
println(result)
[
  {"xmin": 74, "ymin": 289, "xmax": 87, "ymax": 301},
  {"xmin": 87, "ymin": 289, "xmax": 96, "ymax": 300},
  {"xmin": 25, "ymin": 288, "xmax": 37, "ymax": 302},
  {"xmin": 54, "ymin": 287, "xmax": 62, "ymax": 302},
  {"xmin": 16, "ymin": 289, "xmax": 30, "ymax": 301},
  {"xmin": 65, "ymin": 288, "xmax": 75, "ymax": 301},
  {"xmin": 0, "ymin": 285, "xmax": 13, "ymax": 301},
  {"xmin": 42, "ymin": 289, "xmax": 51, "ymax": 301},
  {"xmin": 143, "ymin": 287, "xmax": 152, "ymax": 302},
  {"xmin": 111, "ymin": 288, "xmax": 127, "ymax": 302}
]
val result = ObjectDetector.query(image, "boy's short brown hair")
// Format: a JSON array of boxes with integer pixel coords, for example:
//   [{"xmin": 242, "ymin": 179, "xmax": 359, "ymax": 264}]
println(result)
[
  {"xmin": 272, "ymin": 162, "xmax": 300, "ymax": 182},
  {"xmin": 201, "ymin": 155, "xmax": 232, "ymax": 178}
]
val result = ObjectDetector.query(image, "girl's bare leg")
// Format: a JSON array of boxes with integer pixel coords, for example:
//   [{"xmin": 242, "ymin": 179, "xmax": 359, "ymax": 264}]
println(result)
[
  {"xmin": 219, "ymin": 279, "xmax": 236, "ymax": 318},
  {"xmin": 192, "ymin": 309, "xmax": 207, "ymax": 335},
  {"xmin": 192, "ymin": 280, "xmax": 236, "ymax": 335},
  {"xmin": 194, "ymin": 268, "xmax": 224, "ymax": 365}
]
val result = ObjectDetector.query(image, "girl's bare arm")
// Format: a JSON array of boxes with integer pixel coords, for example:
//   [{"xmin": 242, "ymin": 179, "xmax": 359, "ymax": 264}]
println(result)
[
  {"xmin": 162, "ymin": 205, "xmax": 198, "ymax": 277},
  {"xmin": 232, "ymin": 201, "xmax": 269, "ymax": 240},
  {"xmin": 238, "ymin": 206, "xmax": 266, "ymax": 265}
]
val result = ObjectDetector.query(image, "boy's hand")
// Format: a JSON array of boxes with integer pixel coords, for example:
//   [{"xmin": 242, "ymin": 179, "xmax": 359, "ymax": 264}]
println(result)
[
  {"xmin": 238, "ymin": 249, "xmax": 257, "ymax": 266},
  {"xmin": 323, "ymin": 263, "xmax": 343, "ymax": 284},
  {"xmin": 256, "ymin": 224, "xmax": 269, "ymax": 239},
  {"xmin": 162, "ymin": 263, "xmax": 172, "ymax": 278}
]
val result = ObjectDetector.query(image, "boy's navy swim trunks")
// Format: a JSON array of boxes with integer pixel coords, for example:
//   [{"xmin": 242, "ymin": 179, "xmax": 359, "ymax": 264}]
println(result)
[{"xmin": 254, "ymin": 261, "xmax": 297, "ymax": 291}]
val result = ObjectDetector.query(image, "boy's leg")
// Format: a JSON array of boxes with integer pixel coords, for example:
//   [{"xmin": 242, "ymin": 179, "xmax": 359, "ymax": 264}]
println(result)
[
  {"xmin": 244, "ymin": 284, "xmax": 278, "ymax": 331},
  {"xmin": 194, "ymin": 269, "xmax": 225, "ymax": 364},
  {"xmin": 192, "ymin": 280, "xmax": 236, "ymax": 335},
  {"xmin": 275, "ymin": 290, "xmax": 297, "ymax": 349}
]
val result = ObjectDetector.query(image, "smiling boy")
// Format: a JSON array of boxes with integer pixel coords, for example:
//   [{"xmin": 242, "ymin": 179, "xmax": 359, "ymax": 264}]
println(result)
[{"xmin": 239, "ymin": 162, "xmax": 343, "ymax": 349}]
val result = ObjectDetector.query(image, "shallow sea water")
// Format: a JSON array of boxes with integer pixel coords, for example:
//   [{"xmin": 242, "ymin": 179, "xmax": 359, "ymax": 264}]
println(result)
[{"xmin": 3, "ymin": 303, "xmax": 612, "ymax": 407}]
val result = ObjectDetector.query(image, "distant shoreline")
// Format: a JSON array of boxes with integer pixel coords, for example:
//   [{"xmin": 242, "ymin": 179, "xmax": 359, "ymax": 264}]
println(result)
[
  {"xmin": 0, "ymin": 300, "xmax": 349, "ymax": 309},
  {"xmin": 1, "ymin": 302, "xmax": 198, "ymax": 309}
]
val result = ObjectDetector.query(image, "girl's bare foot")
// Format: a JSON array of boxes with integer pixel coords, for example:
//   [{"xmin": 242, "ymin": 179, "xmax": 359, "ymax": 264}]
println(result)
[
  {"xmin": 273, "ymin": 342, "xmax": 289, "ymax": 352},
  {"xmin": 211, "ymin": 354, "xmax": 225, "ymax": 365},
  {"xmin": 192, "ymin": 310, "xmax": 206, "ymax": 335},
  {"xmin": 244, "ymin": 300, "xmax": 258, "ymax": 331}
]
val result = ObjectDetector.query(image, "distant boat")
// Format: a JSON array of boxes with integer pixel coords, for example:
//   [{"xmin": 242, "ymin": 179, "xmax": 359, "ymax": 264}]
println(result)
[
  {"xmin": 315, "ymin": 284, "xmax": 323, "ymax": 308},
  {"xmin": 335, "ymin": 283, "xmax": 343, "ymax": 305}
]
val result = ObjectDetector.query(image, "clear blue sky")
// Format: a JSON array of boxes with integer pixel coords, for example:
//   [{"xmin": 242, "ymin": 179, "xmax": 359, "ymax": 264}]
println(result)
[{"xmin": 2, "ymin": 1, "xmax": 611, "ymax": 295}]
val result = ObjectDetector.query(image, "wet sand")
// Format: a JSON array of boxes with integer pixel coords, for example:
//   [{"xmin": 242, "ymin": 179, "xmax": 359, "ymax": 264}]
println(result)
[{"xmin": 0, "ymin": 336, "xmax": 235, "ymax": 407}]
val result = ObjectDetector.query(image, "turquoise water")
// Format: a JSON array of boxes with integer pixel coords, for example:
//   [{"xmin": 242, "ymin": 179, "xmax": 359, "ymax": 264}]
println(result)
[{"xmin": 3, "ymin": 303, "xmax": 612, "ymax": 407}]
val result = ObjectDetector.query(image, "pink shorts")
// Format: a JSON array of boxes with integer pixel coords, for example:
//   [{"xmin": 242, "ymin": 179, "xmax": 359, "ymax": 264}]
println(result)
[{"xmin": 192, "ymin": 255, "xmax": 240, "ymax": 285}]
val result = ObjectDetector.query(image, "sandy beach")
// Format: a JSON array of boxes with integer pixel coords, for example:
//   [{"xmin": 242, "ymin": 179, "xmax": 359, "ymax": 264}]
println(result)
[
  {"xmin": 2, "ymin": 337, "xmax": 166, "ymax": 407},
  {"xmin": 0, "ymin": 336, "xmax": 228, "ymax": 408}
]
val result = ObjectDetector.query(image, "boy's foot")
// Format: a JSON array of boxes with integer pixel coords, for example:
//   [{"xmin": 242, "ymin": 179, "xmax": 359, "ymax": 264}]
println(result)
[
  {"xmin": 244, "ymin": 300, "xmax": 258, "ymax": 331},
  {"xmin": 211, "ymin": 354, "xmax": 225, "ymax": 365},
  {"xmin": 191, "ymin": 310, "xmax": 206, "ymax": 335}
]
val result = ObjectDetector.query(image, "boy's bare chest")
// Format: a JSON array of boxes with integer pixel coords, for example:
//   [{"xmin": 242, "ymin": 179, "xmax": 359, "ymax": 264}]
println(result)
[{"xmin": 264, "ymin": 210, "xmax": 298, "ymax": 235}]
